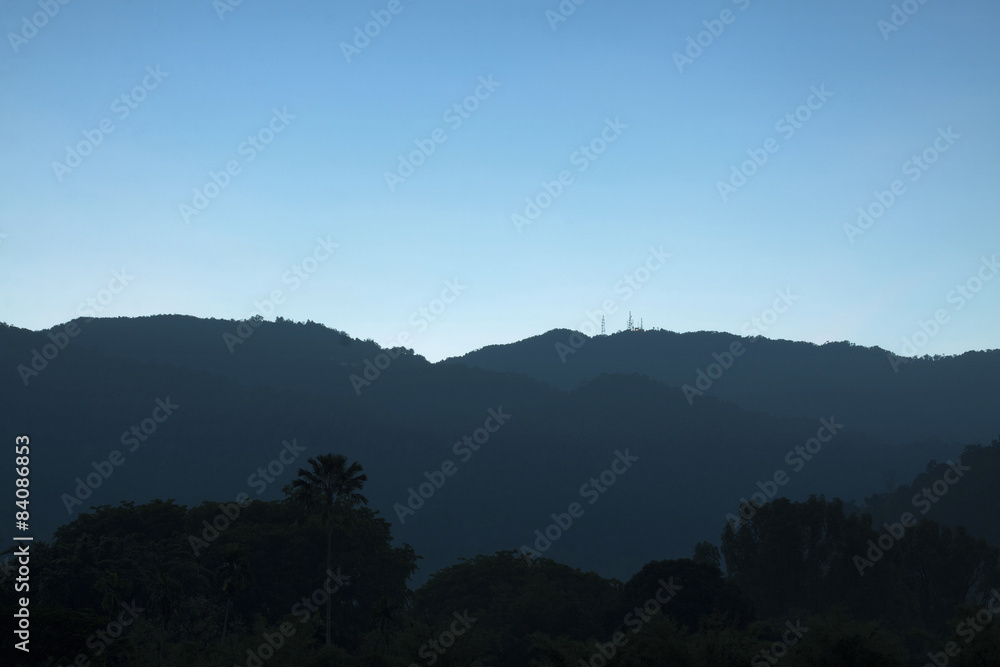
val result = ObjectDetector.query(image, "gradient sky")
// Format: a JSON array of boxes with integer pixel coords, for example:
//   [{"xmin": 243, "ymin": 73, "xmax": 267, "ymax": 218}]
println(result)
[{"xmin": 2, "ymin": 0, "xmax": 998, "ymax": 362}]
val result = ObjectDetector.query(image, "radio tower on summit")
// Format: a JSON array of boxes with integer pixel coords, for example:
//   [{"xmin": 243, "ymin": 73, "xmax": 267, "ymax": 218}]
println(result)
[{"xmin": 624, "ymin": 311, "xmax": 646, "ymax": 332}]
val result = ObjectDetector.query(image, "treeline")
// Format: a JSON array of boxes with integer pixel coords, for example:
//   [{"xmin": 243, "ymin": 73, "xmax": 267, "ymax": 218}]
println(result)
[{"xmin": 3, "ymin": 443, "xmax": 1000, "ymax": 666}]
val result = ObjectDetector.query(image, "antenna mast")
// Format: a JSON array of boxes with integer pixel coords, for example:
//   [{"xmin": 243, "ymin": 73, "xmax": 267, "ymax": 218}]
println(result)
[{"xmin": 601, "ymin": 315, "xmax": 606, "ymax": 336}]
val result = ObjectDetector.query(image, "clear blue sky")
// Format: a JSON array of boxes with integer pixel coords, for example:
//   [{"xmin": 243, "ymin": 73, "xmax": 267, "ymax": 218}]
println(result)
[{"xmin": 2, "ymin": 0, "xmax": 998, "ymax": 361}]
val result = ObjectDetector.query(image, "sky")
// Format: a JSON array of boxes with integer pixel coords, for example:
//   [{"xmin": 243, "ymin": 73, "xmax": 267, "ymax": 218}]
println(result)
[{"xmin": 1, "ymin": 0, "xmax": 998, "ymax": 362}]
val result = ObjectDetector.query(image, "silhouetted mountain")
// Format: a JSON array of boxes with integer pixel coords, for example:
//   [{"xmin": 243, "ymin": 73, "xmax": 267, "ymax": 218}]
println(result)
[
  {"xmin": 445, "ymin": 328, "xmax": 1000, "ymax": 445},
  {"xmin": 2, "ymin": 316, "xmax": 982, "ymax": 586}
]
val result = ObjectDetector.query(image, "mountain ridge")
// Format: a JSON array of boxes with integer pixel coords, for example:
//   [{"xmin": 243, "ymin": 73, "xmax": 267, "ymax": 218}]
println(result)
[
  {"xmin": 2, "ymin": 315, "xmax": 990, "ymax": 582},
  {"xmin": 445, "ymin": 326, "xmax": 1000, "ymax": 445}
]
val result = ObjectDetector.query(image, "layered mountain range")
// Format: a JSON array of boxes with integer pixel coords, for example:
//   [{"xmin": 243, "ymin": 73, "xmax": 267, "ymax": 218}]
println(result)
[{"xmin": 2, "ymin": 316, "xmax": 995, "ymax": 582}]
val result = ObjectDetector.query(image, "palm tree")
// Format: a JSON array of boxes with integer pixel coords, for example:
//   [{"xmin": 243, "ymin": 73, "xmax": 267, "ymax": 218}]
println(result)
[
  {"xmin": 94, "ymin": 569, "xmax": 131, "ymax": 667},
  {"xmin": 372, "ymin": 595, "xmax": 404, "ymax": 655},
  {"xmin": 217, "ymin": 546, "xmax": 253, "ymax": 643},
  {"xmin": 287, "ymin": 453, "xmax": 368, "ymax": 646},
  {"xmin": 149, "ymin": 569, "xmax": 183, "ymax": 665},
  {"xmin": 95, "ymin": 569, "xmax": 128, "ymax": 620}
]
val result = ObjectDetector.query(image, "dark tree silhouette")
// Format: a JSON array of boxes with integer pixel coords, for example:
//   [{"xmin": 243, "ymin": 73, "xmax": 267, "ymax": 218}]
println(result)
[
  {"xmin": 286, "ymin": 453, "xmax": 368, "ymax": 647},
  {"xmin": 217, "ymin": 545, "xmax": 253, "ymax": 643}
]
